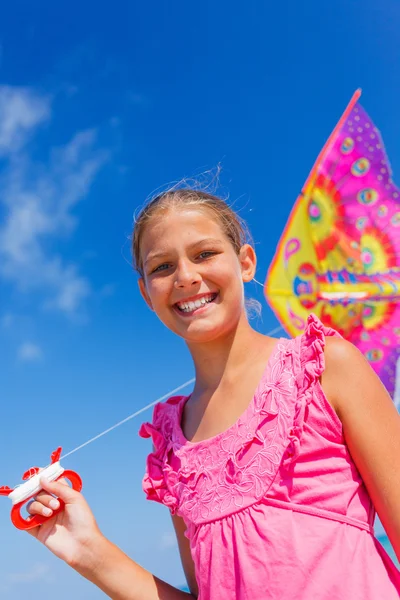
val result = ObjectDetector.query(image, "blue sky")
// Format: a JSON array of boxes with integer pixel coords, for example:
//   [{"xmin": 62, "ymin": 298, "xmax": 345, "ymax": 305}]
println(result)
[{"xmin": 1, "ymin": 1, "xmax": 400, "ymax": 597}]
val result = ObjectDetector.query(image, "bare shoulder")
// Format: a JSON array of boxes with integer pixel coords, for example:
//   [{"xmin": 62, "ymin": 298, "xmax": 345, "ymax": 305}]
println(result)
[
  {"xmin": 321, "ymin": 336, "xmax": 364, "ymax": 413},
  {"xmin": 322, "ymin": 335, "xmax": 393, "ymax": 420},
  {"xmin": 324, "ymin": 335, "xmax": 362, "ymax": 364}
]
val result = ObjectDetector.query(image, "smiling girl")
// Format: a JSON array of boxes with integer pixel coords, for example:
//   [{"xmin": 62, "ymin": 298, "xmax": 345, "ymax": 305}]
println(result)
[{"xmin": 28, "ymin": 189, "xmax": 400, "ymax": 599}]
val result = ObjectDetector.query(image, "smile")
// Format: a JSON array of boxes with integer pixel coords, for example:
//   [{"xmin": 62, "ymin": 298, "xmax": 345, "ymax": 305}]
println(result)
[{"xmin": 175, "ymin": 293, "xmax": 218, "ymax": 314}]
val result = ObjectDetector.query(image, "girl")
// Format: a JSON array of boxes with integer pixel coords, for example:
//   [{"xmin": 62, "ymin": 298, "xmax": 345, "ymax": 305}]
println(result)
[{"xmin": 29, "ymin": 189, "xmax": 400, "ymax": 599}]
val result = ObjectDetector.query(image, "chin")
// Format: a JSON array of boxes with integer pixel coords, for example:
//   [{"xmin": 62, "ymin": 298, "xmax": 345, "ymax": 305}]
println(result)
[
  {"xmin": 158, "ymin": 301, "xmax": 244, "ymax": 343},
  {"xmin": 180, "ymin": 318, "xmax": 240, "ymax": 344}
]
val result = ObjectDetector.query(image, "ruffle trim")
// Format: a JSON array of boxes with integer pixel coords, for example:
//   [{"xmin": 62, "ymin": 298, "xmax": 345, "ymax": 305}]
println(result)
[
  {"xmin": 139, "ymin": 395, "xmax": 183, "ymax": 513},
  {"xmin": 138, "ymin": 342, "xmax": 300, "ymax": 521},
  {"xmin": 138, "ymin": 314, "xmax": 342, "ymax": 520},
  {"xmin": 300, "ymin": 313, "xmax": 339, "ymax": 386},
  {"xmin": 284, "ymin": 313, "xmax": 340, "ymax": 465}
]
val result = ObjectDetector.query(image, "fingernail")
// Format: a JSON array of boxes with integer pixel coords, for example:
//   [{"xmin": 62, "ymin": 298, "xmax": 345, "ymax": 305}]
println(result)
[
  {"xmin": 49, "ymin": 499, "xmax": 59, "ymax": 510},
  {"xmin": 43, "ymin": 508, "xmax": 52, "ymax": 516}
]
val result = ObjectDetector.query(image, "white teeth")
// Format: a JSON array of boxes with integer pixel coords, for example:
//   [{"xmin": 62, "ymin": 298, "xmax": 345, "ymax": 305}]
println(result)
[{"xmin": 177, "ymin": 294, "xmax": 215, "ymax": 313}]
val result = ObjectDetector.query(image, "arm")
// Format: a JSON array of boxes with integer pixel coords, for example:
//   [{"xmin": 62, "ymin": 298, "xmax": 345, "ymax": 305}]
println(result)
[
  {"xmin": 78, "ymin": 513, "xmax": 198, "ymax": 599},
  {"xmin": 27, "ymin": 478, "xmax": 196, "ymax": 600},
  {"xmin": 75, "ymin": 535, "xmax": 195, "ymax": 600},
  {"xmin": 171, "ymin": 514, "xmax": 198, "ymax": 598},
  {"xmin": 322, "ymin": 337, "xmax": 400, "ymax": 559}
]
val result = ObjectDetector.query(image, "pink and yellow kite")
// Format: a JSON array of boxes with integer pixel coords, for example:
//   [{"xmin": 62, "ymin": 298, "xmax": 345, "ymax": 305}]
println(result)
[{"xmin": 265, "ymin": 90, "xmax": 400, "ymax": 398}]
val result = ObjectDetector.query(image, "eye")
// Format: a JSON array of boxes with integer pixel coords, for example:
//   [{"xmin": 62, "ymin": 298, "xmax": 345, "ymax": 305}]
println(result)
[
  {"xmin": 198, "ymin": 251, "xmax": 216, "ymax": 260},
  {"xmin": 151, "ymin": 263, "xmax": 172, "ymax": 274}
]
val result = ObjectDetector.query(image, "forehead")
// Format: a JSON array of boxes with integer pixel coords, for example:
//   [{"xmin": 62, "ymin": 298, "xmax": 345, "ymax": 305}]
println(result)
[{"xmin": 140, "ymin": 207, "xmax": 229, "ymax": 253}]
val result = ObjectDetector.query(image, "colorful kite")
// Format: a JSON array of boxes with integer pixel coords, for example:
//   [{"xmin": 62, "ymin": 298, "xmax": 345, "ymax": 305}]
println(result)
[{"xmin": 265, "ymin": 90, "xmax": 400, "ymax": 398}]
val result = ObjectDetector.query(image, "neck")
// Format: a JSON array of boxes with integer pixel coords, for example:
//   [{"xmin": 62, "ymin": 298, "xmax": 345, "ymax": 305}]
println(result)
[{"xmin": 186, "ymin": 312, "xmax": 265, "ymax": 395}]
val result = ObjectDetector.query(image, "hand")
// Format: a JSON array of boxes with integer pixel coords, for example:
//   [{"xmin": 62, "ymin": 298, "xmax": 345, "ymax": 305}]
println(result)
[{"xmin": 27, "ymin": 477, "xmax": 105, "ymax": 571}]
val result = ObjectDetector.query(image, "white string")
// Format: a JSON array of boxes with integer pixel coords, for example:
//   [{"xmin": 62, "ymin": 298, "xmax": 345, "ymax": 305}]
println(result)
[
  {"xmin": 60, "ymin": 378, "xmax": 196, "ymax": 461},
  {"xmin": 256, "ymin": 324, "xmax": 283, "ymax": 337},
  {"xmin": 60, "ymin": 322, "xmax": 284, "ymax": 462},
  {"xmin": 253, "ymin": 278, "xmax": 264, "ymax": 288}
]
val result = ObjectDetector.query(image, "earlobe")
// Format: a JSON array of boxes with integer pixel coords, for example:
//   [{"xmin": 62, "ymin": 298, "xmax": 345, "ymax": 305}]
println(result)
[
  {"xmin": 138, "ymin": 278, "xmax": 154, "ymax": 311},
  {"xmin": 240, "ymin": 244, "xmax": 257, "ymax": 283}
]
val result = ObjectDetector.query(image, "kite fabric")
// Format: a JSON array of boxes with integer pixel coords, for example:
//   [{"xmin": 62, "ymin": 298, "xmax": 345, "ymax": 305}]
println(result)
[{"xmin": 265, "ymin": 90, "xmax": 400, "ymax": 398}]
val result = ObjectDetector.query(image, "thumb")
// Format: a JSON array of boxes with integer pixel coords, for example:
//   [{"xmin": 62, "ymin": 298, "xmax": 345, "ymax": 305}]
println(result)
[{"xmin": 39, "ymin": 476, "xmax": 81, "ymax": 504}]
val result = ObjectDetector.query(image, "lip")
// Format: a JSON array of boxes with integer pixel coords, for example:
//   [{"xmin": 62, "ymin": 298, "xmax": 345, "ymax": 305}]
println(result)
[
  {"xmin": 173, "ymin": 292, "xmax": 218, "ymax": 306},
  {"xmin": 173, "ymin": 292, "xmax": 219, "ymax": 317}
]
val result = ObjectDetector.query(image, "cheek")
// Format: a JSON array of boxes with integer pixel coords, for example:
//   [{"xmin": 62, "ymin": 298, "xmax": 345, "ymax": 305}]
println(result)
[
  {"xmin": 211, "ymin": 266, "xmax": 244, "ymax": 307},
  {"xmin": 219, "ymin": 262, "xmax": 243, "ymax": 288},
  {"xmin": 146, "ymin": 278, "xmax": 171, "ymax": 308}
]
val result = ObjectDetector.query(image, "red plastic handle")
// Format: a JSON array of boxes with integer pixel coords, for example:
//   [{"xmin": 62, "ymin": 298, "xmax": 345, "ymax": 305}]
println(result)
[{"xmin": 10, "ymin": 470, "xmax": 82, "ymax": 531}]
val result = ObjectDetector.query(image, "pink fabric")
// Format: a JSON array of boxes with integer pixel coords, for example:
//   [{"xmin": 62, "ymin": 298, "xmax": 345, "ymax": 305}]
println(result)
[{"xmin": 139, "ymin": 314, "xmax": 400, "ymax": 599}]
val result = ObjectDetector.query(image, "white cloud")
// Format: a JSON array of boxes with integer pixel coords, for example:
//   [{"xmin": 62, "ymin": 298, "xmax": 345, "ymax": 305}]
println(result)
[
  {"xmin": 18, "ymin": 341, "xmax": 43, "ymax": 362},
  {"xmin": 0, "ymin": 85, "xmax": 50, "ymax": 156},
  {"xmin": 0, "ymin": 85, "xmax": 108, "ymax": 315},
  {"xmin": 8, "ymin": 562, "xmax": 53, "ymax": 584}
]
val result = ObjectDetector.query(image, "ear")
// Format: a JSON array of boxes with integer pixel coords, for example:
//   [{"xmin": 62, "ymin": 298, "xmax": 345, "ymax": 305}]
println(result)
[
  {"xmin": 239, "ymin": 244, "xmax": 257, "ymax": 283},
  {"xmin": 138, "ymin": 278, "xmax": 154, "ymax": 311}
]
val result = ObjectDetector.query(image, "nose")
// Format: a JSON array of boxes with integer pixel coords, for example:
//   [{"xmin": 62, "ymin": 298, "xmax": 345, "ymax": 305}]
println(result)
[{"xmin": 174, "ymin": 259, "xmax": 201, "ymax": 289}]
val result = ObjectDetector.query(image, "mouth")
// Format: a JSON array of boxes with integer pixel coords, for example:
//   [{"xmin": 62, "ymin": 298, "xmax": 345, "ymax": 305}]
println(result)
[{"xmin": 174, "ymin": 293, "xmax": 218, "ymax": 315}]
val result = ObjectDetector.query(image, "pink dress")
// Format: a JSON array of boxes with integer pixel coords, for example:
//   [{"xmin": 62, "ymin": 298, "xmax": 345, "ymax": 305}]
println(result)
[{"xmin": 139, "ymin": 315, "xmax": 400, "ymax": 599}]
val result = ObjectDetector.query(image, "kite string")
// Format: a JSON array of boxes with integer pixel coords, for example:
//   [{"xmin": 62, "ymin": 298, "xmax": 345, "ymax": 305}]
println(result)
[
  {"xmin": 253, "ymin": 278, "xmax": 264, "ymax": 287},
  {"xmin": 60, "ymin": 322, "xmax": 284, "ymax": 462},
  {"xmin": 60, "ymin": 378, "xmax": 196, "ymax": 461},
  {"xmin": 10, "ymin": 278, "xmax": 281, "ymax": 487}
]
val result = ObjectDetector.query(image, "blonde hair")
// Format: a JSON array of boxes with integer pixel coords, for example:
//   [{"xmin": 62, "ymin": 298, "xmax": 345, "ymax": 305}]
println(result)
[{"xmin": 132, "ymin": 188, "xmax": 251, "ymax": 277}]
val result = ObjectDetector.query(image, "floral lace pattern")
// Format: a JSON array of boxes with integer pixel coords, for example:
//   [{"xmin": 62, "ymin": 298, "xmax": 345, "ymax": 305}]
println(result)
[{"xmin": 139, "ymin": 314, "xmax": 335, "ymax": 526}]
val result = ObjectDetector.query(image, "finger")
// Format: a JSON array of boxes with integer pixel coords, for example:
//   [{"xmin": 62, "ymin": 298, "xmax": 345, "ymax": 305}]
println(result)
[
  {"xmin": 56, "ymin": 477, "xmax": 70, "ymax": 486},
  {"xmin": 26, "ymin": 495, "xmax": 60, "ymax": 516},
  {"xmin": 32, "ymin": 491, "xmax": 59, "ymax": 504},
  {"xmin": 39, "ymin": 477, "xmax": 81, "ymax": 504},
  {"xmin": 26, "ymin": 498, "xmax": 58, "ymax": 517}
]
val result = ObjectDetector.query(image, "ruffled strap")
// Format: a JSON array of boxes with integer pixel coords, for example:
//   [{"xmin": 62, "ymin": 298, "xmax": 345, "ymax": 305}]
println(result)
[
  {"xmin": 283, "ymin": 313, "xmax": 341, "ymax": 465},
  {"xmin": 299, "ymin": 313, "xmax": 341, "ymax": 393},
  {"xmin": 138, "ymin": 395, "xmax": 184, "ymax": 513}
]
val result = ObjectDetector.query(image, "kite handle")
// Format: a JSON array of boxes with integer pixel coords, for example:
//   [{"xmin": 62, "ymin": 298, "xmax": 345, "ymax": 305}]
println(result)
[{"xmin": 10, "ymin": 470, "xmax": 82, "ymax": 531}]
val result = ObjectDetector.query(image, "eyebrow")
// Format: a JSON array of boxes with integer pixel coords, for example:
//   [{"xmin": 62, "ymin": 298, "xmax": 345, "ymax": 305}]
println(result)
[{"xmin": 144, "ymin": 237, "xmax": 224, "ymax": 267}]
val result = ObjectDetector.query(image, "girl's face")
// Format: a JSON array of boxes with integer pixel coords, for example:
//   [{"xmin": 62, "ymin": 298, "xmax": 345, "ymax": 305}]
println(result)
[{"xmin": 138, "ymin": 208, "xmax": 256, "ymax": 344}]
